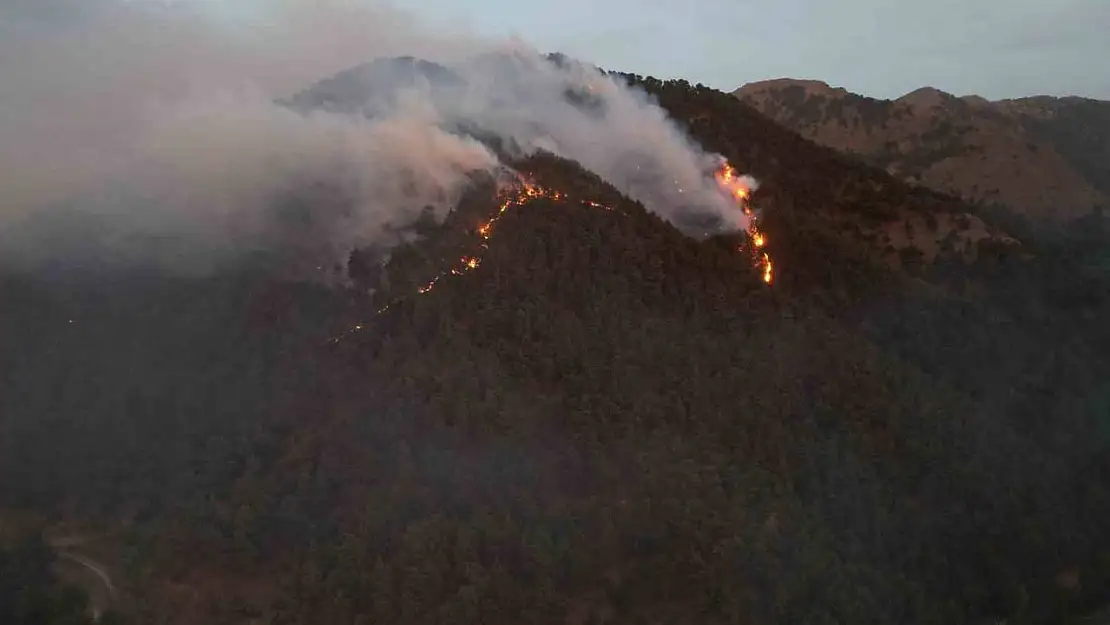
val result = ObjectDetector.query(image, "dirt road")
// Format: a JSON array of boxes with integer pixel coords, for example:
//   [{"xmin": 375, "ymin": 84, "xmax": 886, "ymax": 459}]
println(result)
[{"xmin": 49, "ymin": 536, "xmax": 115, "ymax": 620}]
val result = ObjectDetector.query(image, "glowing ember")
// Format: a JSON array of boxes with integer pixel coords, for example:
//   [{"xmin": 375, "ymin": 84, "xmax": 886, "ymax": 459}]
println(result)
[
  {"xmin": 330, "ymin": 176, "xmax": 621, "ymax": 343},
  {"xmin": 714, "ymin": 162, "xmax": 774, "ymax": 285},
  {"xmin": 417, "ymin": 277, "xmax": 440, "ymax": 294},
  {"xmin": 332, "ymin": 163, "xmax": 774, "ymax": 345}
]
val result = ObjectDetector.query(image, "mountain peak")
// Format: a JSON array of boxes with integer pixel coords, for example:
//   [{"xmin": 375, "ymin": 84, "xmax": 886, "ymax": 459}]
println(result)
[
  {"xmin": 895, "ymin": 86, "xmax": 956, "ymax": 109},
  {"xmin": 734, "ymin": 78, "xmax": 848, "ymax": 98},
  {"xmin": 280, "ymin": 56, "xmax": 461, "ymax": 115}
]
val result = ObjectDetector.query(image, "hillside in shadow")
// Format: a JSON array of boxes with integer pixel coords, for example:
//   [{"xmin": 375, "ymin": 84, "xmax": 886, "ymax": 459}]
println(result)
[{"xmin": 2, "ymin": 60, "xmax": 1109, "ymax": 625}]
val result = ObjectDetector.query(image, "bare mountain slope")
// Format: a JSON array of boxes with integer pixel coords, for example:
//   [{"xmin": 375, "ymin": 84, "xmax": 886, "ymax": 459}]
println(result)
[{"xmin": 734, "ymin": 79, "xmax": 1110, "ymax": 220}]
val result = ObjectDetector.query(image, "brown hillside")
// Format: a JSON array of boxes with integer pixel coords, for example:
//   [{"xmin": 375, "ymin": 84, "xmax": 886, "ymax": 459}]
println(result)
[
  {"xmin": 618, "ymin": 74, "xmax": 1019, "ymax": 277},
  {"xmin": 734, "ymin": 79, "xmax": 1109, "ymax": 220}
]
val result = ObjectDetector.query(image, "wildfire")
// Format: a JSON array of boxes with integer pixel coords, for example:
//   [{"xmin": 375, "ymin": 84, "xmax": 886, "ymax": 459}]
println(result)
[
  {"xmin": 329, "ymin": 176, "xmax": 615, "ymax": 343},
  {"xmin": 714, "ymin": 164, "xmax": 751, "ymax": 202},
  {"xmin": 332, "ymin": 164, "xmax": 774, "ymax": 344},
  {"xmin": 714, "ymin": 163, "xmax": 773, "ymax": 285}
]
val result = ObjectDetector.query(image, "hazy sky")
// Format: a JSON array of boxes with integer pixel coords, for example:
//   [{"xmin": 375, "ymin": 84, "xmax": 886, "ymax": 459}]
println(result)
[
  {"xmin": 6, "ymin": 0, "xmax": 1109, "ymax": 100},
  {"xmin": 388, "ymin": 0, "xmax": 1110, "ymax": 100}
]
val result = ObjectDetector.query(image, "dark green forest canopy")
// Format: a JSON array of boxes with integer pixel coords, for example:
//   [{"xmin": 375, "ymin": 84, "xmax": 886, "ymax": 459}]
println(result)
[{"xmin": 2, "ymin": 67, "xmax": 1109, "ymax": 624}]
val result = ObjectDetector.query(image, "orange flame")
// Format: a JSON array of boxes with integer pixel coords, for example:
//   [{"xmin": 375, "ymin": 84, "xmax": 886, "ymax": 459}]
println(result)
[
  {"xmin": 334, "ymin": 175, "xmax": 615, "ymax": 334},
  {"xmin": 714, "ymin": 162, "xmax": 773, "ymax": 285},
  {"xmin": 332, "ymin": 164, "xmax": 773, "ymax": 344},
  {"xmin": 714, "ymin": 164, "xmax": 752, "ymax": 201}
]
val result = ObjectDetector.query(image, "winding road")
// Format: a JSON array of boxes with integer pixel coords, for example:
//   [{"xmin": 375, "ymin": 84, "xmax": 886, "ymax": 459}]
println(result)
[{"xmin": 49, "ymin": 535, "xmax": 116, "ymax": 620}]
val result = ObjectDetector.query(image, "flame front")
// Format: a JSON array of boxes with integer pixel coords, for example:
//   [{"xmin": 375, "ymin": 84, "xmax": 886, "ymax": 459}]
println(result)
[
  {"xmin": 332, "ymin": 165, "xmax": 772, "ymax": 344},
  {"xmin": 714, "ymin": 165, "xmax": 751, "ymax": 203},
  {"xmin": 715, "ymin": 163, "xmax": 773, "ymax": 285},
  {"xmin": 329, "ymin": 176, "xmax": 612, "ymax": 343}
]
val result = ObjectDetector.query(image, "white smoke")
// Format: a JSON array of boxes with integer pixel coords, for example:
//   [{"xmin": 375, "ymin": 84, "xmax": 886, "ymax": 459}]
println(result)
[
  {"xmin": 0, "ymin": 0, "xmax": 753, "ymax": 278},
  {"xmin": 446, "ymin": 50, "xmax": 751, "ymax": 228}
]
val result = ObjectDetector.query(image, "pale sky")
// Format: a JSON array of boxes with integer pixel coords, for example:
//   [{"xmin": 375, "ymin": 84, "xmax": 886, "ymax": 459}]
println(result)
[
  {"xmin": 390, "ymin": 0, "xmax": 1110, "ymax": 100},
  {"xmin": 8, "ymin": 0, "xmax": 1110, "ymax": 100}
]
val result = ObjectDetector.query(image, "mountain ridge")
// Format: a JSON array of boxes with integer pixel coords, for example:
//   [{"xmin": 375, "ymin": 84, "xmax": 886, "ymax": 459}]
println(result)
[
  {"xmin": 734, "ymin": 78, "xmax": 1110, "ymax": 220},
  {"xmin": 279, "ymin": 55, "xmax": 1023, "ymax": 280}
]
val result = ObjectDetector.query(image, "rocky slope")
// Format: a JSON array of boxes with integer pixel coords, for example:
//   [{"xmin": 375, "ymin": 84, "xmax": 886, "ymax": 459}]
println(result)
[{"xmin": 735, "ymin": 79, "xmax": 1110, "ymax": 220}]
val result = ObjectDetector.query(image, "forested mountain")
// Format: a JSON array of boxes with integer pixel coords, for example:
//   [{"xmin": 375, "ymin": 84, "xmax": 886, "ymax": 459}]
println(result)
[
  {"xmin": 2, "ymin": 57, "xmax": 1109, "ymax": 625},
  {"xmin": 735, "ymin": 79, "xmax": 1110, "ymax": 221}
]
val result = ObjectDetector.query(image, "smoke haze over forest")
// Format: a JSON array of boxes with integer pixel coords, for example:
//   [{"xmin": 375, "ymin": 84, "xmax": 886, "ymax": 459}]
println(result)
[{"xmin": 0, "ymin": 0, "xmax": 754, "ymax": 278}]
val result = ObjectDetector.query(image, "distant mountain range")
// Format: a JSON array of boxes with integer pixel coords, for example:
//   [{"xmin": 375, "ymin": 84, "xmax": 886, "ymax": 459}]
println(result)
[{"xmin": 734, "ymin": 79, "xmax": 1110, "ymax": 221}]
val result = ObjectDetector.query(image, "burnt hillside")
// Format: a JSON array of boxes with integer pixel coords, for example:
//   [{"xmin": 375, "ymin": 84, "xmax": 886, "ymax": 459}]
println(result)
[{"xmin": 2, "ymin": 63, "xmax": 1109, "ymax": 625}]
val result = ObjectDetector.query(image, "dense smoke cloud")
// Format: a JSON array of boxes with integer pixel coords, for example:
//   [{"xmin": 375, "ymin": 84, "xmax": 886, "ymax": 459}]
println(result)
[
  {"xmin": 448, "ymin": 50, "xmax": 753, "ymax": 229},
  {"xmin": 0, "ymin": 0, "xmax": 752, "ymax": 278}
]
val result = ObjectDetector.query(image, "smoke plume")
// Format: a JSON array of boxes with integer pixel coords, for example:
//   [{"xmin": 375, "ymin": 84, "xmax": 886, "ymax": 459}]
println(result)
[{"xmin": 0, "ymin": 0, "xmax": 753, "ymax": 279}]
